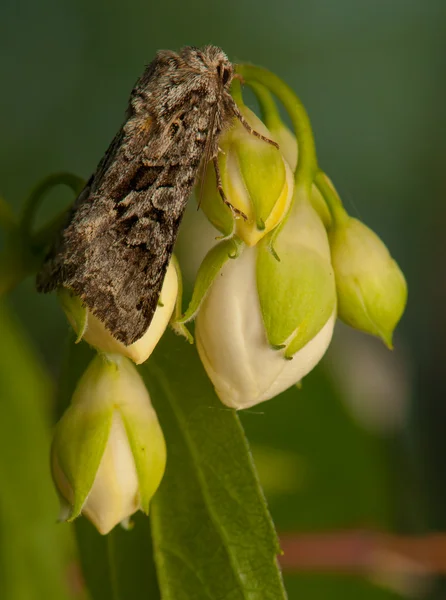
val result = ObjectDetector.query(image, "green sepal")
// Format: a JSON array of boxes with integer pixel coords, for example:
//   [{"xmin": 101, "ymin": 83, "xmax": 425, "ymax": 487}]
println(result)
[
  {"xmin": 338, "ymin": 276, "xmax": 396, "ymax": 349},
  {"xmin": 329, "ymin": 217, "xmax": 407, "ymax": 348},
  {"xmin": 199, "ymin": 149, "xmax": 234, "ymax": 238},
  {"xmin": 229, "ymin": 122, "xmax": 286, "ymax": 226},
  {"xmin": 257, "ymin": 242, "xmax": 335, "ymax": 357},
  {"xmin": 177, "ymin": 236, "xmax": 244, "ymax": 324},
  {"xmin": 52, "ymin": 355, "xmax": 115, "ymax": 519},
  {"xmin": 169, "ymin": 255, "xmax": 193, "ymax": 343},
  {"xmin": 57, "ymin": 287, "xmax": 88, "ymax": 343},
  {"xmin": 257, "ymin": 190, "xmax": 336, "ymax": 357},
  {"xmin": 310, "ymin": 184, "xmax": 332, "ymax": 229},
  {"xmin": 119, "ymin": 405, "xmax": 166, "ymax": 515},
  {"xmin": 116, "ymin": 360, "xmax": 166, "ymax": 515}
]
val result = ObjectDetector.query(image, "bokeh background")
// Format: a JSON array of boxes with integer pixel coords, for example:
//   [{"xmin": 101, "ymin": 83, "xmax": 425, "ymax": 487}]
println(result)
[{"xmin": 1, "ymin": 0, "xmax": 446, "ymax": 598}]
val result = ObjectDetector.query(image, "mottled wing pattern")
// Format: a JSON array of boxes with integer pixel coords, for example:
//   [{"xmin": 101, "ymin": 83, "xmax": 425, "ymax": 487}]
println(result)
[{"xmin": 37, "ymin": 49, "xmax": 229, "ymax": 345}]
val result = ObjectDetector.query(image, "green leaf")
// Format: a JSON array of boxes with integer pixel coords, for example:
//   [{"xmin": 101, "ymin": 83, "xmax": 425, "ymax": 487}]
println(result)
[
  {"xmin": 75, "ymin": 514, "xmax": 160, "ymax": 600},
  {"xmin": 241, "ymin": 364, "xmax": 397, "ymax": 599},
  {"xmin": 143, "ymin": 330, "xmax": 287, "ymax": 600},
  {"xmin": 74, "ymin": 518, "xmax": 115, "ymax": 600},
  {"xmin": 0, "ymin": 300, "xmax": 73, "ymax": 600}
]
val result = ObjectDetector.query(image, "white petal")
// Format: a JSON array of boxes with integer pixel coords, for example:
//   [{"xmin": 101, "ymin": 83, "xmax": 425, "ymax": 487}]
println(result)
[{"xmin": 82, "ymin": 411, "xmax": 139, "ymax": 535}]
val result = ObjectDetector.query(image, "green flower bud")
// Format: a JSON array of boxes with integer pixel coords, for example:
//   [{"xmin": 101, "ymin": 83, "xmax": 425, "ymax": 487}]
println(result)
[
  {"xmin": 52, "ymin": 354, "xmax": 166, "ymax": 534},
  {"xmin": 329, "ymin": 216, "xmax": 407, "ymax": 347},
  {"xmin": 58, "ymin": 259, "xmax": 178, "ymax": 364},
  {"xmin": 200, "ymin": 106, "xmax": 294, "ymax": 246}
]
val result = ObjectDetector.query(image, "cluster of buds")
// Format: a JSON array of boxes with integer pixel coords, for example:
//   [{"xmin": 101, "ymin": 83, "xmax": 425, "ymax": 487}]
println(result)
[
  {"xmin": 50, "ymin": 67, "xmax": 407, "ymax": 535},
  {"xmin": 183, "ymin": 77, "xmax": 407, "ymax": 409}
]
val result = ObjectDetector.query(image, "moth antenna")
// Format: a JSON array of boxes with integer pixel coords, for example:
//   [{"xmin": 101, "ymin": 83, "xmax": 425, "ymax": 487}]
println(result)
[
  {"xmin": 230, "ymin": 99, "xmax": 279, "ymax": 149},
  {"xmin": 212, "ymin": 156, "xmax": 247, "ymax": 221}
]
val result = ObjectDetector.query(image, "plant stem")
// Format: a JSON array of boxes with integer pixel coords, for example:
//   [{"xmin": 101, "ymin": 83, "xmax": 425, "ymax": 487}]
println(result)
[
  {"xmin": 31, "ymin": 208, "xmax": 69, "ymax": 248},
  {"xmin": 230, "ymin": 78, "xmax": 244, "ymax": 105},
  {"xmin": 20, "ymin": 172, "xmax": 84, "ymax": 236},
  {"xmin": 314, "ymin": 170, "xmax": 349, "ymax": 227},
  {"xmin": 0, "ymin": 173, "xmax": 84, "ymax": 295},
  {"xmin": 236, "ymin": 64, "xmax": 317, "ymax": 189},
  {"xmin": 246, "ymin": 82, "xmax": 282, "ymax": 131},
  {"xmin": 0, "ymin": 196, "xmax": 16, "ymax": 233}
]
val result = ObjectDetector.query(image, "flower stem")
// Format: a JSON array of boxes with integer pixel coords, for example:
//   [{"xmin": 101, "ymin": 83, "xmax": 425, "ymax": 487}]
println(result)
[
  {"xmin": 0, "ymin": 196, "xmax": 17, "ymax": 233},
  {"xmin": 236, "ymin": 64, "xmax": 317, "ymax": 189},
  {"xmin": 0, "ymin": 173, "xmax": 85, "ymax": 295},
  {"xmin": 31, "ymin": 208, "xmax": 69, "ymax": 248},
  {"xmin": 246, "ymin": 82, "xmax": 282, "ymax": 131},
  {"xmin": 20, "ymin": 172, "xmax": 84, "ymax": 236},
  {"xmin": 230, "ymin": 78, "xmax": 245, "ymax": 106},
  {"xmin": 314, "ymin": 171, "xmax": 349, "ymax": 227}
]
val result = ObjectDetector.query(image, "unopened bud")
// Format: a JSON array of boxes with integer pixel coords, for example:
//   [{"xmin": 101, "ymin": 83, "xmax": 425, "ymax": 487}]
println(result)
[
  {"xmin": 200, "ymin": 106, "xmax": 293, "ymax": 245},
  {"xmin": 329, "ymin": 216, "xmax": 407, "ymax": 347},
  {"xmin": 52, "ymin": 354, "xmax": 166, "ymax": 534}
]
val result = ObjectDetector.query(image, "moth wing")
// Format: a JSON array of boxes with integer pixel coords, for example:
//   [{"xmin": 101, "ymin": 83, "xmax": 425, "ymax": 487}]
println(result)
[
  {"xmin": 37, "ymin": 117, "xmax": 181, "ymax": 345},
  {"xmin": 37, "ymin": 50, "xmax": 216, "ymax": 345}
]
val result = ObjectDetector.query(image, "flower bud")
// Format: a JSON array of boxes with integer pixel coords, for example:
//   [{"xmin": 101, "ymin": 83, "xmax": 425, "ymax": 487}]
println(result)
[
  {"xmin": 200, "ymin": 106, "xmax": 294, "ymax": 246},
  {"xmin": 58, "ymin": 260, "xmax": 178, "ymax": 364},
  {"xmin": 52, "ymin": 354, "xmax": 166, "ymax": 534},
  {"xmin": 329, "ymin": 216, "xmax": 407, "ymax": 347},
  {"xmin": 195, "ymin": 190, "xmax": 337, "ymax": 409}
]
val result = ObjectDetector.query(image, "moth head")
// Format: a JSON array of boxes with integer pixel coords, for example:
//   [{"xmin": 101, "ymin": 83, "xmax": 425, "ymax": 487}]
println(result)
[
  {"xmin": 216, "ymin": 61, "xmax": 233, "ymax": 88},
  {"xmin": 189, "ymin": 45, "xmax": 234, "ymax": 89}
]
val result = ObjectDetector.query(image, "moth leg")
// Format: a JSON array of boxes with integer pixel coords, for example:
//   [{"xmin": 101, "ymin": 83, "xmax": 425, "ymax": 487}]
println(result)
[
  {"xmin": 233, "ymin": 73, "xmax": 245, "ymax": 84},
  {"xmin": 212, "ymin": 157, "xmax": 248, "ymax": 221},
  {"xmin": 232, "ymin": 103, "xmax": 279, "ymax": 149}
]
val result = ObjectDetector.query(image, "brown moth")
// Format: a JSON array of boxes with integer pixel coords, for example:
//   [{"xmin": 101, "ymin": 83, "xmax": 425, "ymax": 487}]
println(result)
[{"xmin": 37, "ymin": 45, "xmax": 275, "ymax": 345}]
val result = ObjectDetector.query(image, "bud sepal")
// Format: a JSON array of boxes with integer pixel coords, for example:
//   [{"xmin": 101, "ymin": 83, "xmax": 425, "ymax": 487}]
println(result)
[
  {"xmin": 178, "ymin": 236, "xmax": 244, "ymax": 324},
  {"xmin": 257, "ymin": 186, "xmax": 336, "ymax": 358}
]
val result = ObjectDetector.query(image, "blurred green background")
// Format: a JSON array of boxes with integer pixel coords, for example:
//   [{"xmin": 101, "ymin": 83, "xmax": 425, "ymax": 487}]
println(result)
[{"xmin": 1, "ymin": 0, "xmax": 446, "ymax": 598}]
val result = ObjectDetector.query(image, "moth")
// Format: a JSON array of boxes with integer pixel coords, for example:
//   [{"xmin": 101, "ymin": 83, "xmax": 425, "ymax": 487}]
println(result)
[{"xmin": 37, "ymin": 45, "xmax": 275, "ymax": 345}]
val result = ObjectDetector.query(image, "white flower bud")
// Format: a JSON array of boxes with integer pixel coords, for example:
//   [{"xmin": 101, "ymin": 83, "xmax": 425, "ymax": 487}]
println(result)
[
  {"xmin": 196, "ymin": 246, "xmax": 336, "ymax": 409},
  {"xmin": 52, "ymin": 354, "xmax": 166, "ymax": 534}
]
